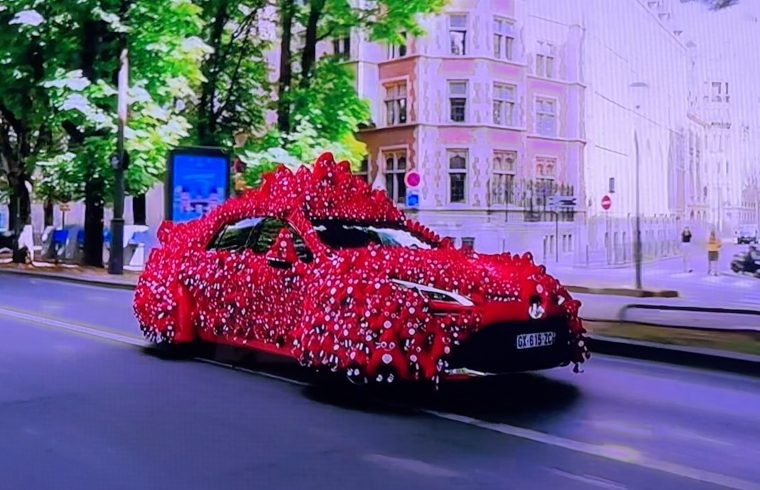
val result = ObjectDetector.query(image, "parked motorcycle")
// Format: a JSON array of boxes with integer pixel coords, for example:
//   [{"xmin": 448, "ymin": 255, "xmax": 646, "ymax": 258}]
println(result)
[{"xmin": 731, "ymin": 250, "xmax": 760, "ymax": 275}]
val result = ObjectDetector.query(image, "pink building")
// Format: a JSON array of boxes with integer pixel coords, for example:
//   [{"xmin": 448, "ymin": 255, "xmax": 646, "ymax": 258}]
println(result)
[{"xmin": 353, "ymin": 0, "xmax": 585, "ymax": 260}]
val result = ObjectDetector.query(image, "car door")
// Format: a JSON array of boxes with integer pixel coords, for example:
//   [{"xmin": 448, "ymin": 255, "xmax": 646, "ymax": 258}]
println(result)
[
  {"xmin": 245, "ymin": 217, "xmax": 313, "ymax": 347},
  {"xmin": 189, "ymin": 216, "xmax": 264, "ymax": 343}
]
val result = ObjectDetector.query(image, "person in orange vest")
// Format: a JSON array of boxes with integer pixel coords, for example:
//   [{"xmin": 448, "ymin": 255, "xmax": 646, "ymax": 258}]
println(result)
[{"xmin": 707, "ymin": 230, "xmax": 721, "ymax": 276}]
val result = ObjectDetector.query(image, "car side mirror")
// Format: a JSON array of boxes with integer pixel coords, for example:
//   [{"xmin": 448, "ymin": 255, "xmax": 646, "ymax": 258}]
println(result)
[{"xmin": 265, "ymin": 228, "xmax": 299, "ymax": 269}]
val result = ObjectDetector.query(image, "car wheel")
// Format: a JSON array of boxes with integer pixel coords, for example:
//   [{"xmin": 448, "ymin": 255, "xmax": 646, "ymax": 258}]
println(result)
[{"xmin": 145, "ymin": 338, "xmax": 198, "ymax": 359}]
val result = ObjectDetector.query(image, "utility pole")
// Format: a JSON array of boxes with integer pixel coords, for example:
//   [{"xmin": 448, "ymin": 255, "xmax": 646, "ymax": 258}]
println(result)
[
  {"xmin": 634, "ymin": 131, "xmax": 643, "ymax": 289},
  {"xmin": 108, "ymin": 2, "xmax": 129, "ymax": 275}
]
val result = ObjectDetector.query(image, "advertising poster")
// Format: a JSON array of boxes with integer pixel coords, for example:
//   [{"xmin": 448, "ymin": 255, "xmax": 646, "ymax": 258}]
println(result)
[{"xmin": 166, "ymin": 147, "xmax": 230, "ymax": 222}]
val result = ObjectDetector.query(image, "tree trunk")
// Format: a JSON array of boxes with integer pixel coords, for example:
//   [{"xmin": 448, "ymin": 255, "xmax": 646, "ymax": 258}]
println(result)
[
  {"xmin": 83, "ymin": 178, "xmax": 105, "ymax": 267},
  {"xmin": 44, "ymin": 198, "xmax": 54, "ymax": 228},
  {"xmin": 7, "ymin": 173, "xmax": 31, "ymax": 264},
  {"xmin": 299, "ymin": 0, "xmax": 324, "ymax": 90},
  {"xmin": 198, "ymin": 0, "xmax": 229, "ymax": 146},
  {"xmin": 133, "ymin": 193, "xmax": 146, "ymax": 225},
  {"xmin": 277, "ymin": 0, "xmax": 295, "ymax": 133}
]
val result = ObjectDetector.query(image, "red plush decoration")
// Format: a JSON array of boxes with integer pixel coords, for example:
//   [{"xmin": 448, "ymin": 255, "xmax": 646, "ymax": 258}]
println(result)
[{"xmin": 134, "ymin": 152, "xmax": 589, "ymax": 384}]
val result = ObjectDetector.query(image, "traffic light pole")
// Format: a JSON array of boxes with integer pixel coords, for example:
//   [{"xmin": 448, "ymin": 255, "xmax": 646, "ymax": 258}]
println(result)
[{"xmin": 108, "ymin": 22, "xmax": 128, "ymax": 275}]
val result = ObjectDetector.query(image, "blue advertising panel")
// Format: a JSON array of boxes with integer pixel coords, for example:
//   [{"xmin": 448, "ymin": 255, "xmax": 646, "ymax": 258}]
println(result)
[{"xmin": 166, "ymin": 147, "xmax": 230, "ymax": 222}]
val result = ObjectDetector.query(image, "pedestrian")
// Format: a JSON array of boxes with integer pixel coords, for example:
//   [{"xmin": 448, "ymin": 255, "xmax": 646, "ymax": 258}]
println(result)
[
  {"xmin": 681, "ymin": 226, "xmax": 693, "ymax": 272},
  {"xmin": 707, "ymin": 230, "xmax": 721, "ymax": 276}
]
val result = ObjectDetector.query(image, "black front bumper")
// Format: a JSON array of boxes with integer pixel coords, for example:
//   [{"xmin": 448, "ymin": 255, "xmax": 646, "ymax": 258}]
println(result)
[{"xmin": 447, "ymin": 319, "xmax": 572, "ymax": 374}]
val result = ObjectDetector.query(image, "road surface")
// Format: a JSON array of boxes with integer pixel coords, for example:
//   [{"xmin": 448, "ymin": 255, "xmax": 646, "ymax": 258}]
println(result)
[{"xmin": 0, "ymin": 274, "xmax": 758, "ymax": 489}]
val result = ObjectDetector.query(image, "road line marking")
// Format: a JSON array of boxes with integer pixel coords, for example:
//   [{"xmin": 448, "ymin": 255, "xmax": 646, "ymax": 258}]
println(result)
[
  {"xmin": 551, "ymin": 468, "xmax": 627, "ymax": 489},
  {"xmin": 0, "ymin": 306, "xmax": 148, "ymax": 347},
  {"xmin": 424, "ymin": 411, "xmax": 760, "ymax": 490}
]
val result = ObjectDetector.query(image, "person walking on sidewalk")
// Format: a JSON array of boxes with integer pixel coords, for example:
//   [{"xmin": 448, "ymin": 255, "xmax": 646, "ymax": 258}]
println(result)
[
  {"xmin": 707, "ymin": 230, "xmax": 721, "ymax": 276},
  {"xmin": 681, "ymin": 226, "xmax": 693, "ymax": 272}
]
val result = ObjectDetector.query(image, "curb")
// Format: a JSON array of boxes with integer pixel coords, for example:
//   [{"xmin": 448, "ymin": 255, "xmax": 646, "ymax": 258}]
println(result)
[
  {"xmin": 589, "ymin": 335, "xmax": 760, "ymax": 378},
  {"xmin": 567, "ymin": 285, "xmax": 679, "ymax": 298},
  {"xmin": 0, "ymin": 267, "xmax": 136, "ymax": 291}
]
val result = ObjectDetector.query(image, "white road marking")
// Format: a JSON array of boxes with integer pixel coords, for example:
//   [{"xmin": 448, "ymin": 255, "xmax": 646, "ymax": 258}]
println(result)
[
  {"xmin": 0, "ymin": 306, "xmax": 148, "ymax": 347},
  {"xmin": 425, "ymin": 411, "xmax": 760, "ymax": 490},
  {"xmin": 3, "ymin": 306, "xmax": 758, "ymax": 489},
  {"xmin": 551, "ymin": 468, "xmax": 627, "ymax": 489}
]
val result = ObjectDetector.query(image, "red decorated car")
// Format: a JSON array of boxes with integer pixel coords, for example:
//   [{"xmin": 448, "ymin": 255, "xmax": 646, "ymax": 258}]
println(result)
[{"xmin": 134, "ymin": 153, "xmax": 589, "ymax": 383}]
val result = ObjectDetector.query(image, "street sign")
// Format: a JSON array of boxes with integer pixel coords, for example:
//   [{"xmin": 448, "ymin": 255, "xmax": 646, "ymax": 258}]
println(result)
[
  {"xmin": 601, "ymin": 195, "xmax": 612, "ymax": 210},
  {"xmin": 59, "ymin": 203, "xmax": 71, "ymax": 212},
  {"xmin": 548, "ymin": 195, "xmax": 577, "ymax": 209},
  {"xmin": 405, "ymin": 190, "xmax": 420, "ymax": 208},
  {"xmin": 405, "ymin": 170, "xmax": 421, "ymax": 188}
]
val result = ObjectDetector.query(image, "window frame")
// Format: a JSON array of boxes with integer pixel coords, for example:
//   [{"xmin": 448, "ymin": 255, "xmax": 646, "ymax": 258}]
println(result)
[
  {"xmin": 383, "ymin": 149, "xmax": 408, "ymax": 204},
  {"xmin": 491, "ymin": 150, "xmax": 517, "ymax": 206},
  {"xmin": 333, "ymin": 35, "xmax": 351, "ymax": 60},
  {"xmin": 535, "ymin": 96, "xmax": 558, "ymax": 137},
  {"xmin": 447, "ymin": 149, "xmax": 469, "ymax": 204},
  {"xmin": 384, "ymin": 81, "xmax": 408, "ymax": 126},
  {"xmin": 448, "ymin": 80, "xmax": 468, "ymax": 123},
  {"xmin": 536, "ymin": 42, "xmax": 556, "ymax": 78},
  {"xmin": 387, "ymin": 32, "xmax": 408, "ymax": 59},
  {"xmin": 493, "ymin": 82, "xmax": 516, "ymax": 126},
  {"xmin": 493, "ymin": 17, "xmax": 515, "ymax": 60},
  {"xmin": 448, "ymin": 14, "xmax": 467, "ymax": 56}
]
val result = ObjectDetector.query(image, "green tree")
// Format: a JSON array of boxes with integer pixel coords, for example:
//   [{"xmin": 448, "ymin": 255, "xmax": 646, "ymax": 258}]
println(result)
[
  {"xmin": 38, "ymin": 0, "xmax": 207, "ymax": 266},
  {"xmin": 0, "ymin": 2, "xmax": 75, "ymax": 261},
  {"xmin": 242, "ymin": 0, "xmax": 442, "ymax": 183},
  {"xmin": 193, "ymin": 0, "xmax": 273, "ymax": 148}
]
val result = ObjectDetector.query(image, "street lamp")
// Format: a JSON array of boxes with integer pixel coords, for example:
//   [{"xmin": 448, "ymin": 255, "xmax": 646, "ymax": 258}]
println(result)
[{"xmin": 630, "ymin": 81, "xmax": 650, "ymax": 290}]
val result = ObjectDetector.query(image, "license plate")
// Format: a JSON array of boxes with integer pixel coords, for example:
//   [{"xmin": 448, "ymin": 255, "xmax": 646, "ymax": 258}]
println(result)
[{"xmin": 516, "ymin": 331, "xmax": 555, "ymax": 350}]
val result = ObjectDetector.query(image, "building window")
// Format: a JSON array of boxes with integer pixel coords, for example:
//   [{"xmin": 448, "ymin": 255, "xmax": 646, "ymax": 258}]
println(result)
[
  {"xmin": 536, "ymin": 157, "xmax": 557, "ymax": 204},
  {"xmin": 448, "ymin": 80, "xmax": 468, "ymax": 122},
  {"xmin": 448, "ymin": 149, "xmax": 468, "ymax": 203},
  {"xmin": 357, "ymin": 156, "xmax": 369, "ymax": 182},
  {"xmin": 384, "ymin": 82, "xmax": 407, "ymax": 126},
  {"xmin": 493, "ymin": 83, "xmax": 516, "ymax": 126},
  {"xmin": 461, "ymin": 237, "xmax": 475, "ymax": 250},
  {"xmin": 388, "ymin": 33, "xmax": 407, "ymax": 59},
  {"xmin": 383, "ymin": 150, "xmax": 407, "ymax": 204},
  {"xmin": 493, "ymin": 18, "xmax": 514, "ymax": 60},
  {"xmin": 535, "ymin": 97, "xmax": 557, "ymax": 136},
  {"xmin": 333, "ymin": 36, "xmax": 350, "ymax": 60},
  {"xmin": 536, "ymin": 42, "xmax": 555, "ymax": 78},
  {"xmin": 491, "ymin": 150, "xmax": 517, "ymax": 205},
  {"xmin": 449, "ymin": 14, "xmax": 467, "ymax": 55}
]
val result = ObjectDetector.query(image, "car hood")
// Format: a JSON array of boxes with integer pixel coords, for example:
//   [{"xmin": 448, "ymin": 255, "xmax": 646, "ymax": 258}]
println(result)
[{"xmin": 330, "ymin": 244, "xmax": 580, "ymax": 320}]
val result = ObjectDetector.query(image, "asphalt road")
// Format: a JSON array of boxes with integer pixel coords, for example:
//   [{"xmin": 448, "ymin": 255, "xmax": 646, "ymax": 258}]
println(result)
[{"xmin": 1, "ymin": 274, "xmax": 759, "ymax": 489}]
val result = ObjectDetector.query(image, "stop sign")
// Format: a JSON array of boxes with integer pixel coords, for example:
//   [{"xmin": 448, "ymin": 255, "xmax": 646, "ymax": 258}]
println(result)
[{"xmin": 601, "ymin": 195, "xmax": 612, "ymax": 210}]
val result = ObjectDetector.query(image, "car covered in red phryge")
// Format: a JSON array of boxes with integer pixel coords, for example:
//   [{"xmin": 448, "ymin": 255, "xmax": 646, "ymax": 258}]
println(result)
[{"xmin": 134, "ymin": 153, "xmax": 589, "ymax": 383}]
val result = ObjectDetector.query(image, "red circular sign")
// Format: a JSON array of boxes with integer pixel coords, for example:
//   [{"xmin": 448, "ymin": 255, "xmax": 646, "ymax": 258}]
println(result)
[
  {"xmin": 405, "ymin": 170, "xmax": 421, "ymax": 188},
  {"xmin": 601, "ymin": 195, "xmax": 612, "ymax": 210}
]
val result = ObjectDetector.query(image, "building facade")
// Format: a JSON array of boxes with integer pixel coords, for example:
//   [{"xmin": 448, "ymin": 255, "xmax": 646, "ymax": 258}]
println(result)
[{"xmin": 354, "ymin": 0, "xmax": 584, "ymax": 263}]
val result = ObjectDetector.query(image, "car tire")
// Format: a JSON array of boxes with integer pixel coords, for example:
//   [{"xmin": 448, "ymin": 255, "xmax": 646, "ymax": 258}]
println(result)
[{"xmin": 144, "ymin": 338, "xmax": 198, "ymax": 359}]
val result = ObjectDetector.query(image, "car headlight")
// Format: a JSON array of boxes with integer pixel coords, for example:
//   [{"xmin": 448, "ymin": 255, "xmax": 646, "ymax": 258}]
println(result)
[{"xmin": 391, "ymin": 279, "xmax": 474, "ymax": 307}]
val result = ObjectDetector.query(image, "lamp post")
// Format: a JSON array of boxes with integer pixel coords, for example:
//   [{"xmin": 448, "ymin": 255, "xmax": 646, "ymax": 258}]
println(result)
[{"xmin": 630, "ymin": 81, "xmax": 649, "ymax": 290}]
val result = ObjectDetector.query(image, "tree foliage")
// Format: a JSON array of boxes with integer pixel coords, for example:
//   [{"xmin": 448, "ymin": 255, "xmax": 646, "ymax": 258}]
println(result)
[{"xmin": 193, "ymin": 0, "xmax": 273, "ymax": 147}]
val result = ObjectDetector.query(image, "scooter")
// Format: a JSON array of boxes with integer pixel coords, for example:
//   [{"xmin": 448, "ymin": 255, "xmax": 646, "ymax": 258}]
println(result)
[{"xmin": 730, "ymin": 251, "xmax": 760, "ymax": 275}]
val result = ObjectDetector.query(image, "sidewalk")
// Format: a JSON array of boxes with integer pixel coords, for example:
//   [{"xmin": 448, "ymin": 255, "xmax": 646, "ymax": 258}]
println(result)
[{"xmin": 0, "ymin": 260, "xmax": 138, "ymax": 289}]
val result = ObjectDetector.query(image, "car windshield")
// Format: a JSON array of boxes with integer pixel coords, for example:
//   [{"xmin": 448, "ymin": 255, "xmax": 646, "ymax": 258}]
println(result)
[{"xmin": 312, "ymin": 221, "xmax": 435, "ymax": 250}]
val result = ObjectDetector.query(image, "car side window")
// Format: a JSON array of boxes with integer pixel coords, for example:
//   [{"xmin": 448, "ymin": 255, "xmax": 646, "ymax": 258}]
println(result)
[
  {"xmin": 251, "ymin": 218, "xmax": 313, "ymax": 262},
  {"xmin": 208, "ymin": 218, "xmax": 262, "ymax": 251}
]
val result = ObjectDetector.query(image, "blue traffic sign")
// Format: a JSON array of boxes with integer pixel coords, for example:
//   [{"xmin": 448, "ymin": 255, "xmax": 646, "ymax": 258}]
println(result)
[{"xmin": 406, "ymin": 191, "xmax": 420, "ymax": 208}]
